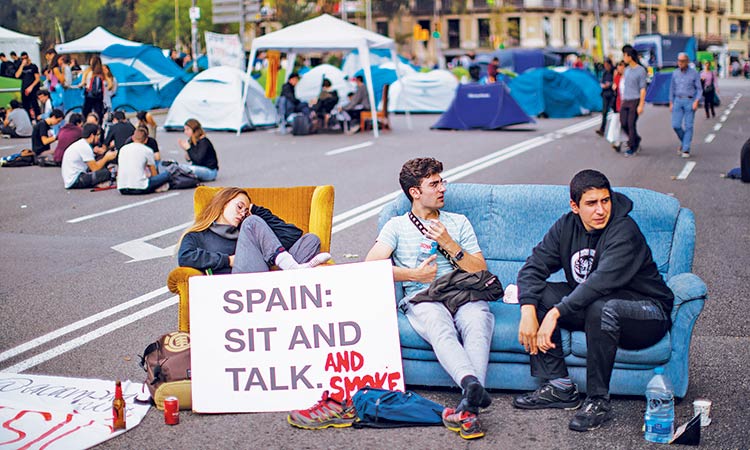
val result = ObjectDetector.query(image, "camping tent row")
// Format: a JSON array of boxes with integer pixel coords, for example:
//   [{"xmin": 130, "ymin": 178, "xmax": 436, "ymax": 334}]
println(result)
[{"xmin": 508, "ymin": 68, "xmax": 602, "ymax": 118}]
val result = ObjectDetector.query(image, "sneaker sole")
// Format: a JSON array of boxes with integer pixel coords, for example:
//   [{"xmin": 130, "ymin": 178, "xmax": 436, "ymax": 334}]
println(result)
[
  {"xmin": 512, "ymin": 398, "xmax": 582, "ymax": 411},
  {"xmin": 286, "ymin": 415, "xmax": 354, "ymax": 430},
  {"xmin": 444, "ymin": 421, "xmax": 485, "ymax": 439}
]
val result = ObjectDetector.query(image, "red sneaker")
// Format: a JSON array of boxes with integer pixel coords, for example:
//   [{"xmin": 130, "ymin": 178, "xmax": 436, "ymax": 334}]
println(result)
[
  {"xmin": 442, "ymin": 408, "xmax": 485, "ymax": 439},
  {"xmin": 287, "ymin": 391, "xmax": 356, "ymax": 430}
]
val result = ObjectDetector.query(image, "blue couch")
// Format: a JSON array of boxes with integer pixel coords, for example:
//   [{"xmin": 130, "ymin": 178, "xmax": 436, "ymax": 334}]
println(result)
[{"xmin": 377, "ymin": 184, "xmax": 707, "ymax": 398}]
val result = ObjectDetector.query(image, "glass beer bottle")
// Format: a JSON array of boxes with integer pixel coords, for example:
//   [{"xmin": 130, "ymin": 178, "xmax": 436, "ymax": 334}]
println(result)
[{"xmin": 113, "ymin": 380, "xmax": 127, "ymax": 430}]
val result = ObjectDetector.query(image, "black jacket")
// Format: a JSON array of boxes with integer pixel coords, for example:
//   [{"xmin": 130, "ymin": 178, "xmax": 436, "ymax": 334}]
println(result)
[
  {"xmin": 177, "ymin": 205, "xmax": 303, "ymax": 273},
  {"xmin": 411, "ymin": 270, "xmax": 504, "ymax": 315},
  {"xmin": 187, "ymin": 137, "xmax": 218, "ymax": 170},
  {"xmin": 280, "ymin": 82, "xmax": 300, "ymax": 107},
  {"xmin": 517, "ymin": 191, "xmax": 674, "ymax": 318}
]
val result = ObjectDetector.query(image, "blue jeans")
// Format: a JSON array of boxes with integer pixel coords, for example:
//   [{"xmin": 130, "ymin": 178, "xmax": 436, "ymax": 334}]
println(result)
[
  {"xmin": 119, "ymin": 171, "xmax": 170, "ymax": 195},
  {"xmin": 671, "ymin": 98, "xmax": 696, "ymax": 153},
  {"xmin": 185, "ymin": 164, "xmax": 218, "ymax": 182}
]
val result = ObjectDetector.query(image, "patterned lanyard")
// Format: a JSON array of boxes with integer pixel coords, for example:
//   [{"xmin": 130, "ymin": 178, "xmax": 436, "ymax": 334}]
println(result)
[{"xmin": 407, "ymin": 212, "xmax": 459, "ymax": 269}]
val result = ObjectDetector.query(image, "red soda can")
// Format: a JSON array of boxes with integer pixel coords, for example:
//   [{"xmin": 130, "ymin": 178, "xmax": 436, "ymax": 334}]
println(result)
[{"xmin": 164, "ymin": 396, "xmax": 179, "ymax": 425}]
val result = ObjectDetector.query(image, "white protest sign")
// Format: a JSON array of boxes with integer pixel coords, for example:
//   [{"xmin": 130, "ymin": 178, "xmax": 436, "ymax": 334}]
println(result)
[
  {"xmin": 204, "ymin": 31, "xmax": 245, "ymax": 71},
  {"xmin": 189, "ymin": 260, "xmax": 404, "ymax": 413},
  {"xmin": 0, "ymin": 373, "xmax": 150, "ymax": 450}
]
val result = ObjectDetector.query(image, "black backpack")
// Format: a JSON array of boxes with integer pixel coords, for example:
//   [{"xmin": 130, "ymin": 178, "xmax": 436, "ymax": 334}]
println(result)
[
  {"xmin": 164, "ymin": 161, "xmax": 200, "ymax": 189},
  {"xmin": 86, "ymin": 75, "xmax": 104, "ymax": 100},
  {"xmin": 291, "ymin": 114, "xmax": 313, "ymax": 136}
]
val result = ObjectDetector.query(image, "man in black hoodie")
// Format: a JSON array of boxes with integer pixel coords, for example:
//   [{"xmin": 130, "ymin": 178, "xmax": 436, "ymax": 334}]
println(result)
[{"xmin": 512, "ymin": 169, "xmax": 673, "ymax": 432}]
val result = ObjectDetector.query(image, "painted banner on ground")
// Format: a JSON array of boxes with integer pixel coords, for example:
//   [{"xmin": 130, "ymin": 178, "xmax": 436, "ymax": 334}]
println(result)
[
  {"xmin": 205, "ymin": 31, "xmax": 245, "ymax": 71},
  {"xmin": 0, "ymin": 373, "xmax": 149, "ymax": 449},
  {"xmin": 189, "ymin": 260, "xmax": 404, "ymax": 413}
]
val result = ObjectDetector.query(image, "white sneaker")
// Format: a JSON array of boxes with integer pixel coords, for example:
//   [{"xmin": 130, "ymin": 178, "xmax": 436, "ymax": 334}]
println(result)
[{"xmin": 681, "ymin": 152, "xmax": 690, "ymax": 158}]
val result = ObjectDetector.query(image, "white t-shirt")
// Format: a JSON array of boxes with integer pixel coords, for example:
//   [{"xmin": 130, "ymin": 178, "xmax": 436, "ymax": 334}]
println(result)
[
  {"xmin": 376, "ymin": 211, "xmax": 481, "ymax": 299},
  {"xmin": 117, "ymin": 142, "xmax": 155, "ymax": 190},
  {"xmin": 61, "ymin": 138, "xmax": 95, "ymax": 188}
]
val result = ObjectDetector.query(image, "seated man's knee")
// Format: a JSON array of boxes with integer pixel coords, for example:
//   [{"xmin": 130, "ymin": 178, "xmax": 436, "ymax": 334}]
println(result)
[
  {"xmin": 240, "ymin": 214, "xmax": 264, "ymax": 231},
  {"xmin": 600, "ymin": 301, "xmax": 620, "ymax": 333}
]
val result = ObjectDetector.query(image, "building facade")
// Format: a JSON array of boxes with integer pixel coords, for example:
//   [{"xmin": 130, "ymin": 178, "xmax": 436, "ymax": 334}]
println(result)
[{"xmin": 367, "ymin": 0, "xmax": 747, "ymax": 63}]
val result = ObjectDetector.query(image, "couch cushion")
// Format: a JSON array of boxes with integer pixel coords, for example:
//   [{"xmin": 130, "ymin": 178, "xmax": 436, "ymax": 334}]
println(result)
[{"xmin": 570, "ymin": 330, "xmax": 672, "ymax": 365}]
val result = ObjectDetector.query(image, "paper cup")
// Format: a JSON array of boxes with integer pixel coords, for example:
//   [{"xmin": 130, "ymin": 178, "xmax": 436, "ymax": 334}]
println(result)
[{"xmin": 693, "ymin": 398, "xmax": 712, "ymax": 427}]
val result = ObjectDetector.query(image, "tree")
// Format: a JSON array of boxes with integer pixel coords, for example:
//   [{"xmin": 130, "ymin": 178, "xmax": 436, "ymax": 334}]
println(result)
[
  {"xmin": 134, "ymin": 0, "xmax": 215, "ymax": 50},
  {"xmin": 272, "ymin": 0, "xmax": 316, "ymax": 27}
]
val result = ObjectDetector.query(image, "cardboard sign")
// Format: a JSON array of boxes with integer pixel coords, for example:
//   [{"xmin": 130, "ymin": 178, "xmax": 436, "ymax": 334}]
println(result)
[
  {"xmin": 0, "ymin": 373, "xmax": 149, "ymax": 450},
  {"xmin": 189, "ymin": 260, "xmax": 404, "ymax": 413}
]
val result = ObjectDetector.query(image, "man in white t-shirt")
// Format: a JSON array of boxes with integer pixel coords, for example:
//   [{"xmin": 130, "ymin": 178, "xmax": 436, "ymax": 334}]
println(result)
[
  {"xmin": 365, "ymin": 157, "xmax": 495, "ymax": 440},
  {"xmin": 61, "ymin": 123, "xmax": 117, "ymax": 189},
  {"xmin": 117, "ymin": 128, "xmax": 169, "ymax": 195}
]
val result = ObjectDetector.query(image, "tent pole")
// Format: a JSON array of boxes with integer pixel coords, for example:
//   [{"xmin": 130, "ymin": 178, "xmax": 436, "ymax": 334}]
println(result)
[
  {"xmin": 359, "ymin": 45, "xmax": 379, "ymax": 138},
  {"xmin": 390, "ymin": 44, "xmax": 411, "ymax": 130}
]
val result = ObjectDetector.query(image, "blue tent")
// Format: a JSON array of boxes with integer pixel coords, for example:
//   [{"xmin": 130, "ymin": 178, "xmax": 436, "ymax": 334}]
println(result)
[
  {"xmin": 558, "ymin": 69, "xmax": 602, "ymax": 112},
  {"xmin": 508, "ymin": 68, "xmax": 590, "ymax": 118},
  {"xmin": 431, "ymin": 82, "xmax": 534, "ymax": 130},
  {"xmin": 107, "ymin": 63, "xmax": 161, "ymax": 111},
  {"xmin": 102, "ymin": 44, "xmax": 193, "ymax": 109},
  {"xmin": 354, "ymin": 65, "xmax": 398, "ymax": 106},
  {"xmin": 646, "ymin": 72, "xmax": 671, "ymax": 105}
]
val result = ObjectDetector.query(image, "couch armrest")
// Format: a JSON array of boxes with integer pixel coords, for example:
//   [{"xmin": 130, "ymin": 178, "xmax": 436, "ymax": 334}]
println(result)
[
  {"xmin": 309, "ymin": 185, "xmax": 334, "ymax": 253},
  {"xmin": 667, "ymin": 272, "xmax": 708, "ymax": 321},
  {"xmin": 167, "ymin": 267, "xmax": 204, "ymax": 332}
]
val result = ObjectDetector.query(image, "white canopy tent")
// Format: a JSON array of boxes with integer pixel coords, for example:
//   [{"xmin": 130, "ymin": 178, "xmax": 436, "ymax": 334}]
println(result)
[
  {"xmin": 245, "ymin": 14, "xmax": 401, "ymax": 137},
  {"xmin": 0, "ymin": 26, "xmax": 40, "ymax": 67},
  {"xmin": 55, "ymin": 26, "xmax": 141, "ymax": 54}
]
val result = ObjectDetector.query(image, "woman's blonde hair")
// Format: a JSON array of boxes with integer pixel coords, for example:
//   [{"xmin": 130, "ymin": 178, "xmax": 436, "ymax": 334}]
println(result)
[
  {"xmin": 185, "ymin": 118, "xmax": 206, "ymax": 145},
  {"xmin": 178, "ymin": 188, "xmax": 250, "ymax": 246}
]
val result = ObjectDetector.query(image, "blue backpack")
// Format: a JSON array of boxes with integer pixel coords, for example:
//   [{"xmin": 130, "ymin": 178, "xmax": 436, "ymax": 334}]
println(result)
[{"xmin": 352, "ymin": 387, "xmax": 445, "ymax": 428}]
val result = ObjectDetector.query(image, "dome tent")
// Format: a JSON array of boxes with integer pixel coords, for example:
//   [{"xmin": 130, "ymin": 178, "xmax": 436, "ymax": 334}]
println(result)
[
  {"xmin": 165, "ymin": 66, "xmax": 276, "ymax": 132},
  {"xmin": 508, "ymin": 68, "xmax": 590, "ymax": 118},
  {"xmin": 295, "ymin": 64, "xmax": 353, "ymax": 104},
  {"xmin": 388, "ymin": 70, "xmax": 458, "ymax": 113}
]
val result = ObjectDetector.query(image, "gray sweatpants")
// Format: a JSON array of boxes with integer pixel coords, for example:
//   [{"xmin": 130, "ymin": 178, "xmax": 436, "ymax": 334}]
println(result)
[{"xmin": 231, "ymin": 215, "xmax": 320, "ymax": 274}]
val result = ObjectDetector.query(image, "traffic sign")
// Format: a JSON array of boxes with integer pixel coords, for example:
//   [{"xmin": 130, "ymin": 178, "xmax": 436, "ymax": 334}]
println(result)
[{"xmin": 212, "ymin": 0, "xmax": 262, "ymax": 24}]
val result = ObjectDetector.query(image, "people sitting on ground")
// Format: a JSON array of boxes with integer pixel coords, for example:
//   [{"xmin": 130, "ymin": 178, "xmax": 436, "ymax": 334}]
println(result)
[
  {"xmin": 279, "ymin": 72, "xmax": 308, "ymax": 119},
  {"xmin": 363, "ymin": 158, "xmax": 493, "ymax": 440},
  {"xmin": 177, "ymin": 118, "xmax": 218, "ymax": 182},
  {"xmin": 724, "ymin": 137, "xmax": 750, "ymax": 182},
  {"xmin": 1, "ymin": 100, "xmax": 33, "ymax": 138},
  {"xmin": 53, "ymin": 113, "xmax": 83, "ymax": 166},
  {"xmin": 104, "ymin": 111, "xmax": 135, "ymax": 151},
  {"xmin": 177, "ymin": 187, "xmax": 331, "ymax": 275},
  {"xmin": 85, "ymin": 112, "xmax": 99, "ymax": 126},
  {"xmin": 31, "ymin": 108, "xmax": 64, "ymax": 161},
  {"xmin": 16, "ymin": 52, "xmax": 41, "ymax": 121},
  {"xmin": 124, "ymin": 125, "xmax": 160, "ymax": 165},
  {"xmin": 117, "ymin": 128, "xmax": 170, "ymax": 195},
  {"xmin": 37, "ymin": 89, "xmax": 53, "ymax": 119},
  {"xmin": 61, "ymin": 123, "xmax": 117, "ymax": 189},
  {"xmin": 341, "ymin": 75, "xmax": 370, "ymax": 134},
  {"xmin": 513, "ymin": 169, "xmax": 673, "ymax": 432},
  {"xmin": 310, "ymin": 78, "xmax": 339, "ymax": 130},
  {"xmin": 136, "ymin": 110, "xmax": 158, "ymax": 140}
]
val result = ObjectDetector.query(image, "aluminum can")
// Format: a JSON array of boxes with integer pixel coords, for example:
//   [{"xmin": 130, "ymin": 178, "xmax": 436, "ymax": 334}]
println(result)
[{"xmin": 164, "ymin": 396, "xmax": 179, "ymax": 425}]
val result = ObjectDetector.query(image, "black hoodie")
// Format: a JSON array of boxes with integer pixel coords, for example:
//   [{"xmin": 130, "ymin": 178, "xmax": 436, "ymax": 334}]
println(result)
[{"xmin": 517, "ymin": 191, "xmax": 674, "ymax": 319}]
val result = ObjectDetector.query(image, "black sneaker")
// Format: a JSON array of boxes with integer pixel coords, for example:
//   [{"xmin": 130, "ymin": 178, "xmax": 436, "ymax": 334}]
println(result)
[
  {"xmin": 569, "ymin": 397, "xmax": 613, "ymax": 432},
  {"xmin": 512, "ymin": 383, "xmax": 581, "ymax": 410}
]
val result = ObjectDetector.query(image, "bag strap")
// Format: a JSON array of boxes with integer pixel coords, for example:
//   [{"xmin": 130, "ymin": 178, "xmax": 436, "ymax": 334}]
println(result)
[{"xmin": 407, "ymin": 212, "xmax": 458, "ymax": 269}]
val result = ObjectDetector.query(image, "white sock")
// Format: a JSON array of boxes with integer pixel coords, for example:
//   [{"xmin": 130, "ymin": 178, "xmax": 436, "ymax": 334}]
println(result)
[
  {"xmin": 274, "ymin": 251, "xmax": 301, "ymax": 270},
  {"xmin": 301, "ymin": 252, "xmax": 331, "ymax": 268}
]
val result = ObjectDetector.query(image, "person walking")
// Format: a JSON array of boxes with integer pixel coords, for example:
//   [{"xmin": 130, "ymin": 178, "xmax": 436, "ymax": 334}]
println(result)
[
  {"xmin": 669, "ymin": 53, "xmax": 702, "ymax": 158},
  {"xmin": 596, "ymin": 59, "xmax": 615, "ymax": 137},
  {"xmin": 619, "ymin": 46, "xmax": 647, "ymax": 157},
  {"xmin": 700, "ymin": 61, "xmax": 718, "ymax": 119}
]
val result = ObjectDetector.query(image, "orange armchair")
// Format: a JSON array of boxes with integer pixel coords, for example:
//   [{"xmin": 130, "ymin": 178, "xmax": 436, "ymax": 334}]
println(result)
[{"xmin": 167, "ymin": 185, "xmax": 335, "ymax": 332}]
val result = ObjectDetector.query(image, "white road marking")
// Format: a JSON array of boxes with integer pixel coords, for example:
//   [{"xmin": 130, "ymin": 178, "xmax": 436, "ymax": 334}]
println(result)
[
  {"xmin": 0, "ymin": 286, "xmax": 169, "ymax": 364},
  {"xmin": 325, "ymin": 141, "xmax": 374, "ymax": 156},
  {"xmin": 714, "ymin": 124, "xmax": 722, "ymax": 131},
  {"xmin": 0, "ymin": 145, "xmax": 20, "ymax": 150},
  {"xmin": 705, "ymin": 134, "xmax": 715, "ymax": 143},
  {"xmin": 675, "ymin": 161, "xmax": 697, "ymax": 180},
  {"xmin": 67, "ymin": 192, "xmax": 181, "ymax": 223},
  {"xmin": 4, "ymin": 296, "xmax": 179, "ymax": 373},
  {"xmin": 720, "ymin": 116, "xmax": 727, "ymax": 122},
  {"xmin": 111, "ymin": 221, "xmax": 191, "ymax": 262}
]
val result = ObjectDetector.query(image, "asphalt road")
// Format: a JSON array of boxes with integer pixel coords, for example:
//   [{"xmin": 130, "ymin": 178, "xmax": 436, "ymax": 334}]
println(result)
[{"xmin": 1, "ymin": 78, "xmax": 748, "ymax": 449}]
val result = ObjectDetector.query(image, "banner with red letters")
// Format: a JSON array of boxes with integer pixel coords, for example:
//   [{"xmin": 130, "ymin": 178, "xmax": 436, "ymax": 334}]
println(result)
[
  {"xmin": 0, "ymin": 373, "xmax": 149, "ymax": 449},
  {"xmin": 189, "ymin": 260, "xmax": 405, "ymax": 413}
]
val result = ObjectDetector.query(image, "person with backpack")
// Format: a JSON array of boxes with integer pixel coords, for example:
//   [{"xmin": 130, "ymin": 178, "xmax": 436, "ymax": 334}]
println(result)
[
  {"xmin": 360, "ymin": 157, "xmax": 494, "ymax": 439},
  {"xmin": 176, "ymin": 187, "xmax": 331, "ymax": 274},
  {"xmin": 177, "ymin": 118, "xmax": 219, "ymax": 181},
  {"xmin": 81, "ymin": 55, "xmax": 106, "ymax": 123}
]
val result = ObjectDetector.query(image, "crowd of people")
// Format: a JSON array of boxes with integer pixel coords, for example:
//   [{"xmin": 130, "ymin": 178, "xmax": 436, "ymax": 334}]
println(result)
[{"xmin": 594, "ymin": 45, "xmax": 723, "ymax": 159}]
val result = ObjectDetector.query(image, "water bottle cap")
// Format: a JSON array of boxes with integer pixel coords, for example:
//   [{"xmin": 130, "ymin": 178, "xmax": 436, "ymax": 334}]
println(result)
[{"xmin": 654, "ymin": 366, "xmax": 664, "ymax": 374}]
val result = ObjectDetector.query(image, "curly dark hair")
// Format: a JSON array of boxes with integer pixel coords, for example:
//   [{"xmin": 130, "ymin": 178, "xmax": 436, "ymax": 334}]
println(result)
[{"xmin": 399, "ymin": 157, "xmax": 443, "ymax": 202}]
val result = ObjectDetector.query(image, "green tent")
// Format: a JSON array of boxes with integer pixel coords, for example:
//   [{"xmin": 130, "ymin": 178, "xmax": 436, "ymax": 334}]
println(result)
[{"xmin": 0, "ymin": 76, "xmax": 21, "ymax": 108}]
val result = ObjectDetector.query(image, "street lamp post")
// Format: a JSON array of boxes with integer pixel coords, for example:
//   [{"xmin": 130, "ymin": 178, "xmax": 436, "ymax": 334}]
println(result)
[{"xmin": 190, "ymin": 0, "xmax": 200, "ymax": 72}]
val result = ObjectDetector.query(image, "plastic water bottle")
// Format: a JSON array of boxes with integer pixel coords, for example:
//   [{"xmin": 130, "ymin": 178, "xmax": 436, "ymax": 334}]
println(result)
[
  {"xmin": 414, "ymin": 237, "xmax": 437, "ymax": 291},
  {"xmin": 644, "ymin": 367, "xmax": 674, "ymax": 444}
]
